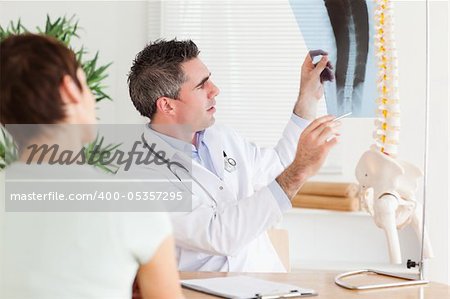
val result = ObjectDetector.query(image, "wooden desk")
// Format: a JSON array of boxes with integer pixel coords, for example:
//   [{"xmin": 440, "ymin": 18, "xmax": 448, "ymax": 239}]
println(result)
[{"xmin": 180, "ymin": 270, "xmax": 450, "ymax": 298}]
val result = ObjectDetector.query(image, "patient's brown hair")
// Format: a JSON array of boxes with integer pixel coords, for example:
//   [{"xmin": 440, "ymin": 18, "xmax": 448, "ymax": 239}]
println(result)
[{"xmin": 0, "ymin": 34, "xmax": 82, "ymax": 125}]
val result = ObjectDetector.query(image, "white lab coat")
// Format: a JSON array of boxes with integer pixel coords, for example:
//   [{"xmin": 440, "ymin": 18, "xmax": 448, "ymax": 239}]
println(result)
[{"xmin": 141, "ymin": 118, "xmax": 305, "ymax": 272}]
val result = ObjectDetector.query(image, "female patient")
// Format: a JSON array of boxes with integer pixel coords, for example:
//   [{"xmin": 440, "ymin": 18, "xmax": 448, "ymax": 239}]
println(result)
[{"xmin": 0, "ymin": 34, "xmax": 183, "ymax": 299}]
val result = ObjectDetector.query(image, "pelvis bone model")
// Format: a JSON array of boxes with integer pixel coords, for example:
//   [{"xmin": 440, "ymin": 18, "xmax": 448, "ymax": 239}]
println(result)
[
  {"xmin": 355, "ymin": 148, "xmax": 433, "ymax": 264},
  {"xmin": 355, "ymin": 0, "xmax": 433, "ymax": 264}
]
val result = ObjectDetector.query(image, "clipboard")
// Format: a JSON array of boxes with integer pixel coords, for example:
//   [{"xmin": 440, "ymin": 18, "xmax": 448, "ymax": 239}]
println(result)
[{"xmin": 181, "ymin": 276, "xmax": 318, "ymax": 298}]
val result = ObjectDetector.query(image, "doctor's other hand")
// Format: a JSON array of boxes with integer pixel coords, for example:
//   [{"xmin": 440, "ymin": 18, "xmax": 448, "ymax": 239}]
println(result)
[
  {"xmin": 294, "ymin": 50, "xmax": 330, "ymax": 121},
  {"xmin": 276, "ymin": 115, "xmax": 340, "ymax": 199}
]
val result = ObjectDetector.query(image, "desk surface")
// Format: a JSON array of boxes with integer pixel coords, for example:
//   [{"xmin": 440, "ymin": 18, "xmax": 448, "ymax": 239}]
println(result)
[{"xmin": 180, "ymin": 270, "xmax": 450, "ymax": 299}]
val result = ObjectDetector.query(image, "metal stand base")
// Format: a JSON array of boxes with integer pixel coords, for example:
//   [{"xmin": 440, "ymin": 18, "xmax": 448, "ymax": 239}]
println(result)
[{"xmin": 335, "ymin": 269, "xmax": 429, "ymax": 290}]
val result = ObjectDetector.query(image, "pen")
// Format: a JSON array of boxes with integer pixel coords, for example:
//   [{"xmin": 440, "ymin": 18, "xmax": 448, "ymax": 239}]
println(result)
[
  {"xmin": 325, "ymin": 112, "xmax": 351, "ymax": 143},
  {"xmin": 333, "ymin": 111, "xmax": 352, "ymax": 122}
]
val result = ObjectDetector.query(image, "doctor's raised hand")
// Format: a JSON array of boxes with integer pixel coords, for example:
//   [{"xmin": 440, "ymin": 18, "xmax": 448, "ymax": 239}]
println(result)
[
  {"xmin": 294, "ymin": 50, "xmax": 332, "ymax": 121},
  {"xmin": 275, "ymin": 50, "xmax": 339, "ymax": 198},
  {"xmin": 276, "ymin": 50, "xmax": 340, "ymax": 199},
  {"xmin": 277, "ymin": 115, "xmax": 341, "ymax": 199}
]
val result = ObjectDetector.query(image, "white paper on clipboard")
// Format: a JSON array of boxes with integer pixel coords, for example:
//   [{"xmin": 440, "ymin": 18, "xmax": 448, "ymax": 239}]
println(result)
[{"xmin": 181, "ymin": 276, "xmax": 317, "ymax": 298}]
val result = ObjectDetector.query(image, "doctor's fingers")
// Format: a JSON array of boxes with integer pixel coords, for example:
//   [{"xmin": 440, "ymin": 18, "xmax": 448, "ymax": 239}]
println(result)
[
  {"xmin": 309, "ymin": 49, "xmax": 329, "ymax": 59},
  {"xmin": 316, "ymin": 122, "xmax": 342, "ymax": 144},
  {"xmin": 301, "ymin": 115, "xmax": 335, "ymax": 136},
  {"xmin": 302, "ymin": 51, "xmax": 314, "ymax": 70},
  {"xmin": 307, "ymin": 126, "xmax": 339, "ymax": 155},
  {"xmin": 312, "ymin": 55, "xmax": 329, "ymax": 77},
  {"xmin": 304, "ymin": 49, "xmax": 328, "ymax": 66},
  {"xmin": 302, "ymin": 50, "xmax": 327, "ymax": 73},
  {"xmin": 322, "ymin": 134, "xmax": 339, "ymax": 152},
  {"xmin": 301, "ymin": 124, "xmax": 339, "ymax": 152}
]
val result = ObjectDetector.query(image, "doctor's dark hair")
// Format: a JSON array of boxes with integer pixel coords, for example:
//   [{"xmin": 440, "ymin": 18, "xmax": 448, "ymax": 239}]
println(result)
[{"xmin": 127, "ymin": 39, "xmax": 200, "ymax": 119}]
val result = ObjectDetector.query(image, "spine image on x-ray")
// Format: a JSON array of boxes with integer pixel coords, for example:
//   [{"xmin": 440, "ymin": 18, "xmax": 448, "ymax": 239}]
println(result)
[
  {"xmin": 324, "ymin": 0, "xmax": 369, "ymax": 115},
  {"xmin": 289, "ymin": 0, "xmax": 376, "ymax": 117}
]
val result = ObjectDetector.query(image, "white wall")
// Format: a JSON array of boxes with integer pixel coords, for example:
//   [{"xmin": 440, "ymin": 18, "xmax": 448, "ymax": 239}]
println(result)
[
  {"xmin": 426, "ymin": 0, "xmax": 449, "ymax": 285},
  {"xmin": 1, "ymin": 0, "xmax": 448, "ymax": 284},
  {"xmin": 448, "ymin": 0, "xmax": 450, "ymax": 285}
]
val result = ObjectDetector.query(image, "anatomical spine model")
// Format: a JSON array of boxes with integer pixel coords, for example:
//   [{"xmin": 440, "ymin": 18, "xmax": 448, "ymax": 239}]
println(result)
[{"xmin": 355, "ymin": 0, "xmax": 433, "ymax": 264}]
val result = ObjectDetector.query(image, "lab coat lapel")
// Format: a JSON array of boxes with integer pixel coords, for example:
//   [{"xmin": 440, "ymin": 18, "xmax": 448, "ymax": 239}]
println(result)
[
  {"xmin": 203, "ymin": 128, "xmax": 225, "ymax": 180},
  {"xmin": 190, "ymin": 161, "xmax": 237, "ymax": 205}
]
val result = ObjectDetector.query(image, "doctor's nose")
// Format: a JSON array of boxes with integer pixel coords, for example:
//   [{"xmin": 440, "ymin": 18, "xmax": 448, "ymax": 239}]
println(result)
[{"xmin": 208, "ymin": 81, "xmax": 220, "ymax": 99}]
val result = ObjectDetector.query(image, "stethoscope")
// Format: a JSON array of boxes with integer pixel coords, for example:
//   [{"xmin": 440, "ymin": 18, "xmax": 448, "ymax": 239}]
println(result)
[{"xmin": 141, "ymin": 133, "xmax": 238, "ymax": 208}]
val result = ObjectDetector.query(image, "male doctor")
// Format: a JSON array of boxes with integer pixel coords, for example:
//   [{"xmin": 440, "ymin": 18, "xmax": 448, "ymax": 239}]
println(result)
[{"xmin": 128, "ymin": 39, "xmax": 340, "ymax": 272}]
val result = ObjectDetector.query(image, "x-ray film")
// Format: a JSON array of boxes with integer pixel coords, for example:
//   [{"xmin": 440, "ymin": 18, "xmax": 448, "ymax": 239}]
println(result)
[{"xmin": 290, "ymin": 0, "xmax": 377, "ymax": 117}]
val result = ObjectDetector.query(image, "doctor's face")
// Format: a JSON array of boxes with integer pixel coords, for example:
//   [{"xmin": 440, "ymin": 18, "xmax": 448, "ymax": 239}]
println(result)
[{"xmin": 174, "ymin": 58, "xmax": 220, "ymax": 132}]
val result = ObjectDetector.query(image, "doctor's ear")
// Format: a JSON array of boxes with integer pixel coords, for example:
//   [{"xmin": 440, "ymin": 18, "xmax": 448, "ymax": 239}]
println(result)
[{"xmin": 155, "ymin": 97, "xmax": 176, "ymax": 115}]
